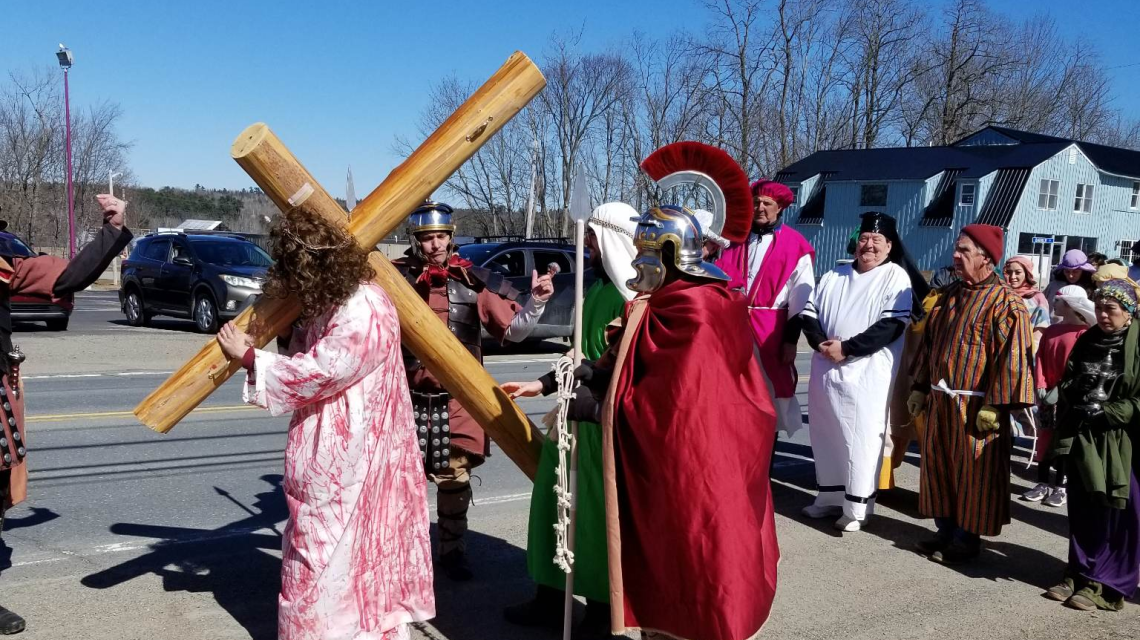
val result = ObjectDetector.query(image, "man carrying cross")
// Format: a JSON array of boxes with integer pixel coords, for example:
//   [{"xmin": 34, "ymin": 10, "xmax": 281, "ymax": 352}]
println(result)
[
  {"xmin": 394, "ymin": 201, "xmax": 554, "ymax": 581},
  {"xmin": 0, "ymin": 195, "xmax": 133, "ymax": 635}
]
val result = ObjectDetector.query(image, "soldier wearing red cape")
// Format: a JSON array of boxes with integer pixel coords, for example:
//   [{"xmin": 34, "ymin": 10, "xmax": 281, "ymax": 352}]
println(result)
[{"xmin": 566, "ymin": 143, "xmax": 779, "ymax": 640}]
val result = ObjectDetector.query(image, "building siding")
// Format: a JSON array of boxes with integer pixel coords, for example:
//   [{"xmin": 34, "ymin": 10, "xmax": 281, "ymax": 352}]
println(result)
[{"xmin": 1006, "ymin": 145, "xmax": 1140, "ymax": 264}]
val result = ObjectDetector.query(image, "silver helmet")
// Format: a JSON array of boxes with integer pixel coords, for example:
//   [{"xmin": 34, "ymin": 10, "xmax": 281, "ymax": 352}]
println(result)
[
  {"xmin": 627, "ymin": 205, "xmax": 729, "ymax": 294},
  {"xmin": 407, "ymin": 200, "xmax": 456, "ymax": 236}
]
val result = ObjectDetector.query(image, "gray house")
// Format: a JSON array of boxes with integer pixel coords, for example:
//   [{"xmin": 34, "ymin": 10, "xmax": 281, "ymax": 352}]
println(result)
[{"xmin": 775, "ymin": 126, "xmax": 1140, "ymax": 277}]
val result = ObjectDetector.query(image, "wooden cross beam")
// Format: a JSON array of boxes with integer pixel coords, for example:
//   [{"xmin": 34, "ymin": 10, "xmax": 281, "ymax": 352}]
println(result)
[{"xmin": 134, "ymin": 52, "xmax": 547, "ymax": 479}]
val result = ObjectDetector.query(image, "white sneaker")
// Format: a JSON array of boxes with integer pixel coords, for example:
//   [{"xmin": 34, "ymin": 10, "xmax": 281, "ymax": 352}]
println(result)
[
  {"xmin": 802, "ymin": 504, "xmax": 842, "ymax": 519},
  {"xmin": 834, "ymin": 515, "xmax": 863, "ymax": 532}
]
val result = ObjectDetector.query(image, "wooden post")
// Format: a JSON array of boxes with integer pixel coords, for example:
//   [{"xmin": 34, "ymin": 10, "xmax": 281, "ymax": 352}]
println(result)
[{"xmin": 134, "ymin": 51, "xmax": 547, "ymax": 479}]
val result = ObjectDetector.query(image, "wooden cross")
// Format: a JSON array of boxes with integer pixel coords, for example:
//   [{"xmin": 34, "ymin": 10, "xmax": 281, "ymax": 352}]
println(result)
[{"xmin": 134, "ymin": 52, "xmax": 547, "ymax": 479}]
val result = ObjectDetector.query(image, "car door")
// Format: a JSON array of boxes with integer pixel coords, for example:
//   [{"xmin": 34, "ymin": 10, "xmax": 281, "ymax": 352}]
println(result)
[
  {"xmin": 158, "ymin": 240, "xmax": 195, "ymax": 313},
  {"xmin": 139, "ymin": 239, "xmax": 170, "ymax": 306}
]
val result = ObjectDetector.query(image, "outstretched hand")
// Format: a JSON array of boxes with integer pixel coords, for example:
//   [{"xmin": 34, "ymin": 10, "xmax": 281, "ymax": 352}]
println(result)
[
  {"xmin": 530, "ymin": 269, "xmax": 554, "ymax": 302},
  {"xmin": 96, "ymin": 194, "xmax": 127, "ymax": 229},
  {"xmin": 501, "ymin": 380, "xmax": 544, "ymax": 399}
]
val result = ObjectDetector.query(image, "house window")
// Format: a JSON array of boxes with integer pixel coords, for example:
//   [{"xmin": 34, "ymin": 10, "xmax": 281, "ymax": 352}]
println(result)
[
  {"xmin": 860, "ymin": 184, "xmax": 887, "ymax": 207},
  {"xmin": 788, "ymin": 186, "xmax": 799, "ymax": 204},
  {"xmin": 1074, "ymin": 183, "xmax": 1094, "ymax": 213},
  {"xmin": 959, "ymin": 183, "xmax": 976, "ymax": 206},
  {"xmin": 1117, "ymin": 240, "xmax": 1139, "ymax": 263},
  {"xmin": 1037, "ymin": 179, "xmax": 1059, "ymax": 210},
  {"xmin": 1131, "ymin": 181, "xmax": 1139, "ymax": 209}
]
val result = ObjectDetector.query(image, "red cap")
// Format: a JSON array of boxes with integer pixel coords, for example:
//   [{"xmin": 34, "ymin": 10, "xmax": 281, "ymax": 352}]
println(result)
[
  {"xmin": 750, "ymin": 179, "xmax": 795, "ymax": 209},
  {"xmin": 961, "ymin": 224, "xmax": 1004, "ymax": 264}
]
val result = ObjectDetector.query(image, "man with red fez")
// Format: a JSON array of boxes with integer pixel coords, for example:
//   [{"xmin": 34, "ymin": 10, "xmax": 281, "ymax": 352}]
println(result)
[
  {"xmin": 717, "ymin": 179, "xmax": 816, "ymax": 437},
  {"xmin": 907, "ymin": 223, "xmax": 1034, "ymax": 564}
]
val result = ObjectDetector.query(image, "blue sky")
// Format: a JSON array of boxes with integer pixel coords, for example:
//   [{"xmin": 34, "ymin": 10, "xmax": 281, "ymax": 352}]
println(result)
[{"xmin": 4, "ymin": 0, "xmax": 1138, "ymax": 197}]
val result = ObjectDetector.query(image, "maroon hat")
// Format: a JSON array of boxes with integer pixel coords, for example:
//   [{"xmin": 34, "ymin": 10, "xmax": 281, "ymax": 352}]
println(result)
[
  {"xmin": 750, "ymin": 179, "xmax": 795, "ymax": 209},
  {"xmin": 960, "ymin": 224, "xmax": 1004, "ymax": 263}
]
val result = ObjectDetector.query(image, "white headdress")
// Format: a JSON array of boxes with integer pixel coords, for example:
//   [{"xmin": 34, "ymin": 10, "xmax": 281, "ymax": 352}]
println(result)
[{"xmin": 587, "ymin": 202, "xmax": 640, "ymax": 302}]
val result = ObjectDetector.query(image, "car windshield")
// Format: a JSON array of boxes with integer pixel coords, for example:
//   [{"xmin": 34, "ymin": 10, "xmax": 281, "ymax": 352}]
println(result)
[
  {"xmin": 457, "ymin": 244, "xmax": 500, "ymax": 266},
  {"xmin": 0, "ymin": 233, "xmax": 36, "ymax": 259},
  {"xmin": 189, "ymin": 239, "xmax": 273, "ymax": 267}
]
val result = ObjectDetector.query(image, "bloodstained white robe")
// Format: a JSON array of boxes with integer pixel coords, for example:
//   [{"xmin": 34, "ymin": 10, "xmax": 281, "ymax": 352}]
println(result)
[
  {"xmin": 244, "ymin": 283, "xmax": 435, "ymax": 640},
  {"xmin": 804, "ymin": 262, "xmax": 912, "ymax": 520}
]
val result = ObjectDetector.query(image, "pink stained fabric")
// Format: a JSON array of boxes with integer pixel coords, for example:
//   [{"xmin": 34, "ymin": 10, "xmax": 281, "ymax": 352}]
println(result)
[
  {"xmin": 717, "ymin": 225, "xmax": 815, "ymax": 398},
  {"xmin": 244, "ymin": 283, "xmax": 435, "ymax": 640}
]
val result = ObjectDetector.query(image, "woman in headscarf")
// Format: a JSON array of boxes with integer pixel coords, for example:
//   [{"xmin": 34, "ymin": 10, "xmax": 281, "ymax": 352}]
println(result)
[
  {"xmin": 1043, "ymin": 279, "xmax": 1140, "ymax": 612},
  {"xmin": 1043, "ymin": 250, "xmax": 1096, "ymax": 317},
  {"xmin": 1003, "ymin": 256, "xmax": 1051, "ymax": 351}
]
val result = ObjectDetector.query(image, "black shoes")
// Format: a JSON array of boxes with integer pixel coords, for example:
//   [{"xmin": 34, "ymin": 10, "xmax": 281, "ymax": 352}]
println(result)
[
  {"xmin": 929, "ymin": 540, "xmax": 981, "ymax": 564},
  {"xmin": 503, "ymin": 584, "xmax": 564, "ymax": 628},
  {"xmin": 0, "ymin": 605, "xmax": 25, "ymax": 635},
  {"xmin": 439, "ymin": 548, "xmax": 473, "ymax": 582}
]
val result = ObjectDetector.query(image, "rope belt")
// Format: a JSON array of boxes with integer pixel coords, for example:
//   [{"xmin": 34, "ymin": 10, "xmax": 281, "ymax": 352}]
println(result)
[{"xmin": 931, "ymin": 379, "xmax": 985, "ymax": 399}]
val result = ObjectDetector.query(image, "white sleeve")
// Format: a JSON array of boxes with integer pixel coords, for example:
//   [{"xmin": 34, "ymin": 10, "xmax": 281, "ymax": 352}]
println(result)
[
  {"xmin": 503, "ymin": 296, "xmax": 547, "ymax": 343},
  {"xmin": 880, "ymin": 266, "xmax": 914, "ymax": 327},
  {"xmin": 786, "ymin": 253, "xmax": 816, "ymax": 316},
  {"xmin": 802, "ymin": 269, "xmax": 831, "ymax": 320}
]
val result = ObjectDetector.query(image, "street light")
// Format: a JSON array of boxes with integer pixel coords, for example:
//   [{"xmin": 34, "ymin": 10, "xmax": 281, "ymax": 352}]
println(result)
[{"xmin": 57, "ymin": 44, "xmax": 75, "ymax": 258}]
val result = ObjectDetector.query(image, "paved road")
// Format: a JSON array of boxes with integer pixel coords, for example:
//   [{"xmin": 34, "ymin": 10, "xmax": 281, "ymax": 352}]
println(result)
[{"xmin": 1, "ymin": 292, "xmax": 1138, "ymax": 639}]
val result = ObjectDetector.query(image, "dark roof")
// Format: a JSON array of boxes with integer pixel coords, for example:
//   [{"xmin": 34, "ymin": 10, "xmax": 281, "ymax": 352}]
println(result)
[
  {"xmin": 974, "ymin": 167, "xmax": 1033, "ymax": 227},
  {"xmin": 777, "ymin": 126, "xmax": 1140, "ymax": 183}
]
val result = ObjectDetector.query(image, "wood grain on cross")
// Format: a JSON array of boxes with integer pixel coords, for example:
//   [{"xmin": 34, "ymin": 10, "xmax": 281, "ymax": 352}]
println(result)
[{"xmin": 134, "ymin": 52, "xmax": 547, "ymax": 479}]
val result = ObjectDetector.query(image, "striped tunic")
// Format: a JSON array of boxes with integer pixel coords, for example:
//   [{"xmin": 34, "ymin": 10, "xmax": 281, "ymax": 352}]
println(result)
[{"xmin": 915, "ymin": 275, "xmax": 1034, "ymax": 536}]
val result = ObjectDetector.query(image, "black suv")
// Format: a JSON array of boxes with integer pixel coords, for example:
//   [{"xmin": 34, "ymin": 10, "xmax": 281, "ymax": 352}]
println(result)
[
  {"xmin": 119, "ymin": 232, "xmax": 272, "ymax": 332},
  {"xmin": 455, "ymin": 237, "xmax": 594, "ymax": 340}
]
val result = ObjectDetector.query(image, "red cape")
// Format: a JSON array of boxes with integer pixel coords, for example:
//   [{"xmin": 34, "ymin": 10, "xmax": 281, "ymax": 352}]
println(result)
[{"xmin": 605, "ymin": 277, "xmax": 779, "ymax": 640}]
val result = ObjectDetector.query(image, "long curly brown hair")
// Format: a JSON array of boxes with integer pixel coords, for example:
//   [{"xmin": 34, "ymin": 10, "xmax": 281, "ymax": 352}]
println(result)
[{"xmin": 263, "ymin": 206, "xmax": 375, "ymax": 320}]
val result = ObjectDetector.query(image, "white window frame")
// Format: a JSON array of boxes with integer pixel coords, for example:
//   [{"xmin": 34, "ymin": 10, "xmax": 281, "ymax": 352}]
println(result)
[
  {"xmin": 1038, "ymin": 179, "xmax": 1059, "ymax": 210},
  {"xmin": 1074, "ymin": 183, "xmax": 1093, "ymax": 214},
  {"xmin": 959, "ymin": 183, "xmax": 976, "ymax": 206},
  {"xmin": 1131, "ymin": 181, "xmax": 1139, "ymax": 210}
]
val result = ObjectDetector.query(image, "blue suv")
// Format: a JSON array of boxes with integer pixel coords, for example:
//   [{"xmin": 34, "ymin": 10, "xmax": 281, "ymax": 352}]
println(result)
[{"xmin": 119, "ymin": 232, "xmax": 272, "ymax": 332}]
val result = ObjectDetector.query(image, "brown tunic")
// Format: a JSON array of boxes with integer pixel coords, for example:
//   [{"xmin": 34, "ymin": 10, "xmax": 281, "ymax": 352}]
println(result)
[{"xmin": 402, "ymin": 271, "xmax": 519, "ymax": 459}]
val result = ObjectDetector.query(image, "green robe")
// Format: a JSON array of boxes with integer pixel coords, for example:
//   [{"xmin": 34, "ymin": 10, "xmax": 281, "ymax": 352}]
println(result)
[{"xmin": 525, "ymin": 279, "xmax": 626, "ymax": 602}]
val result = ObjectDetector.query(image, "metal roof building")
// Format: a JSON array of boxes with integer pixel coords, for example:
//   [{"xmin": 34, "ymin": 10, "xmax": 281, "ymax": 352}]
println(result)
[{"xmin": 775, "ymin": 126, "xmax": 1140, "ymax": 276}]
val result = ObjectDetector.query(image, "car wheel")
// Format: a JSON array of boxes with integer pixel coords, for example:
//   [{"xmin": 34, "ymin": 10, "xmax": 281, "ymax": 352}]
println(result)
[
  {"xmin": 194, "ymin": 293, "xmax": 219, "ymax": 333},
  {"xmin": 46, "ymin": 318, "xmax": 69, "ymax": 331},
  {"xmin": 124, "ymin": 290, "xmax": 148, "ymax": 327}
]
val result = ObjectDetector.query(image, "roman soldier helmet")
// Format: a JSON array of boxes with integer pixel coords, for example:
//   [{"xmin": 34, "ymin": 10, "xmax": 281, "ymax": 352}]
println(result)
[
  {"xmin": 407, "ymin": 200, "xmax": 455, "ymax": 237},
  {"xmin": 627, "ymin": 142, "xmax": 752, "ymax": 293},
  {"xmin": 628, "ymin": 206, "xmax": 730, "ymax": 293}
]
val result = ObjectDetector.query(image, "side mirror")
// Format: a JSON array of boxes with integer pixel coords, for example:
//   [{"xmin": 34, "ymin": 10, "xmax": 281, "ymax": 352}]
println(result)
[{"xmin": 172, "ymin": 255, "xmax": 192, "ymax": 266}]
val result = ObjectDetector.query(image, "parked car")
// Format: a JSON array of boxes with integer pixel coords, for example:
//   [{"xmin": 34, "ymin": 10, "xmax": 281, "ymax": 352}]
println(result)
[
  {"xmin": 0, "ymin": 230, "xmax": 73, "ymax": 331},
  {"xmin": 119, "ymin": 232, "xmax": 271, "ymax": 332},
  {"xmin": 455, "ymin": 237, "xmax": 595, "ymax": 340}
]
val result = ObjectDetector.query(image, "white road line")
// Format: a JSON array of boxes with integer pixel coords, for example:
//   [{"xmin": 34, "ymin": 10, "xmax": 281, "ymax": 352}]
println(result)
[
  {"xmin": 472, "ymin": 492, "xmax": 531, "ymax": 506},
  {"xmin": 25, "ymin": 371, "xmax": 176, "ymax": 380}
]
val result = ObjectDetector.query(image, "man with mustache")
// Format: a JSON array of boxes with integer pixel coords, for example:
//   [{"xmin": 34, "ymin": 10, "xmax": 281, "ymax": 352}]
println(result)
[
  {"xmin": 800, "ymin": 212, "xmax": 929, "ymax": 532},
  {"xmin": 717, "ymin": 180, "xmax": 816, "ymax": 437},
  {"xmin": 394, "ymin": 200, "xmax": 554, "ymax": 581}
]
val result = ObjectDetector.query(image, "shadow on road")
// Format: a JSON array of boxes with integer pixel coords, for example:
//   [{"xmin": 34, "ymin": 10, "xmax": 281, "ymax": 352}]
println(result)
[
  {"xmin": 1, "ymin": 507, "xmax": 61, "ymax": 575},
  {"xmin": 425, "ymin": 523, "xmax": 555, "ymax": 640},
  {"xmin": 770, "ymin": 440, "xmax": 1068, "ymax": 591},
  {"xmin": 80, "ymin": 474, "xmax": 286, "ymax": 640}
]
